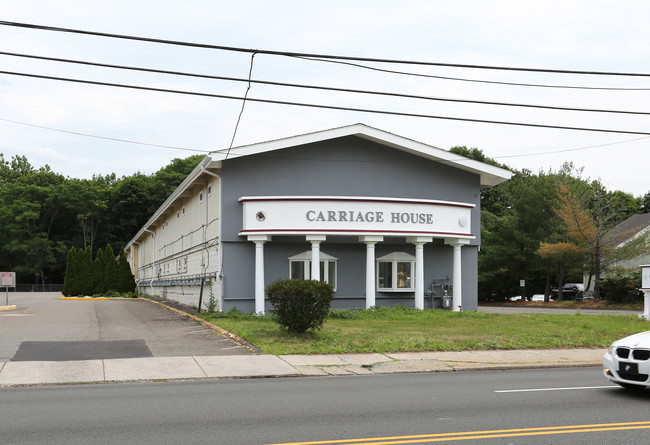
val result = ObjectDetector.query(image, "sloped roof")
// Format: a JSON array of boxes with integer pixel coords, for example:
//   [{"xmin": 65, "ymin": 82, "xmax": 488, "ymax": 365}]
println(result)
[
  {"xmin": 126, "ymin": 124, "xmax": 512, "ymax": 249},
  {"xmin": 209, "ymin": 123, "xmax": 512, "ymax": 188},
  {"xmin": 610, "ymin": 213, "xmax": 650, "ymax": 245}
]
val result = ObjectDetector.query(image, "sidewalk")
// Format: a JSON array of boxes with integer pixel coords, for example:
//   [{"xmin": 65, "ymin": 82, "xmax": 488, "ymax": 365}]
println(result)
[
  {"xmin": 0, "ymin": 299, "xmax": 607, "ymax": 387},
  {"xmin": 0, "ymin": 349, "xmax": 606, "ymax": 386}
]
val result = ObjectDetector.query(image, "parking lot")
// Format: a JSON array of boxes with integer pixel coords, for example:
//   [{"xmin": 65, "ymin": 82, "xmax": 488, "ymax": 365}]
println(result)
[{"xmin": 0, "ymin": 293, "xmax": 253, "ymax": 361}]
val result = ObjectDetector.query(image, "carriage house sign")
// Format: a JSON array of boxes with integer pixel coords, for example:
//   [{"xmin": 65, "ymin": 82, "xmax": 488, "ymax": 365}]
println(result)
[{"xmin": 239, "ymin": 196, "xmax": 475, "ymax": 239}]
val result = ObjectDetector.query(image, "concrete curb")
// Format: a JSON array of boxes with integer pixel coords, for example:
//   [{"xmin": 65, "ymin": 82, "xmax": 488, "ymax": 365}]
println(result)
[
  {"xmin": 0, "ymin": 352, "xmax": 604, "ymax": 387},
  {"xmin": 134, "ymin": 297, "xmax": 261, "ymax": 353}
]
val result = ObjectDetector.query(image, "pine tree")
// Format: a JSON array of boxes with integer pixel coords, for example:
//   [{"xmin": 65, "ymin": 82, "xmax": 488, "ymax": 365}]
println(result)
[
  {"xmin": 62, "ymin": 247, "xmax": 77, "ymax": 296},
  {"xmin": 85, "ymin": 247, "xmax": 94, "ymax": 295},
  {"xmin": 117, "ymin": 249, "xmax": 136, "ymax": 293},
  {"xmin": 93, "ymin": 248, "xmax": 106, "ymax": 294},
  {"xmin": 104, "ymin": 243, "xmax": 119, "ymax": 292}
]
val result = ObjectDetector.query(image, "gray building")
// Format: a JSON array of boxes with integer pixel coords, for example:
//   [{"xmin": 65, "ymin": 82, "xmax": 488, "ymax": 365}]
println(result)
[{"xmin": 125, "ymin": 124, "xmax": 511, "ymax": 313}]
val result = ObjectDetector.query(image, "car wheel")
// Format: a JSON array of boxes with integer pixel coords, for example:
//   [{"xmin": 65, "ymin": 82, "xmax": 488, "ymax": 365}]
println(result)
[{"xmin": 618, "ymin": 382, "xmax": 646, "ymax": 391}]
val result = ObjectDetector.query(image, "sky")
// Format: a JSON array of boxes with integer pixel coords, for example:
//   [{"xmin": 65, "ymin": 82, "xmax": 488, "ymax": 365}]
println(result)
[{"xmin": 1, "ymin": 1, "xmax": 650, "ymax": 197}]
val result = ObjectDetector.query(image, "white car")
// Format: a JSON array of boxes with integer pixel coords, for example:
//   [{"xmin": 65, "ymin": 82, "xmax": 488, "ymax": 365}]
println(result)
[{"xmin": 603, "ymin": 331, "xmax": 650, "ymax": 390}]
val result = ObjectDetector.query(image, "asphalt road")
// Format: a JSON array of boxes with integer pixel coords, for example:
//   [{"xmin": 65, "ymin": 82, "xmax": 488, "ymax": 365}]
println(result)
[
  {"xmin": 0, "ymin": 293, "xmax": 252, "ymax": 361},
  {"xmin": 0, "ymin": 367, "xmax": 646, "ymax": 444}
]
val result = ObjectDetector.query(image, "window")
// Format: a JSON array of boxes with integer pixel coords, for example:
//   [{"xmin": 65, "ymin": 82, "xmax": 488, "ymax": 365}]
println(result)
[
  {"xmin": 207, "ymin": 183, "xmax": 212, "ymax": 196},
  {"xmin": 377, "ymin": 252, "xmax": 415, "ymax": 291},
  {"xmin": 288, "ymin": 251, "xmax": 337, "ymax": 290},
  {"xmin": 199, "ymin": 191, "xmax": 204, "ymax": 202}
]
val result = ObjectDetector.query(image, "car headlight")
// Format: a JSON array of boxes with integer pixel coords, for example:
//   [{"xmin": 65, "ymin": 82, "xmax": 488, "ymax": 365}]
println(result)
[{"xmin": 608, "ymin": 343, "xmax": 616, "ymax": 356}]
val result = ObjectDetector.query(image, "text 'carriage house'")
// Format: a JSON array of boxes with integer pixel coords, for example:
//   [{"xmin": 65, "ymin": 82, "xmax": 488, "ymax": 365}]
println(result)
[{"xmin": 124, "ymin": 124, "xmax": 512, "ymax": 313}]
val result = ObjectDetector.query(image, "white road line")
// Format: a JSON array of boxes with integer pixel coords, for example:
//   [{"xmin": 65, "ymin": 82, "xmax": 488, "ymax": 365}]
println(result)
[{"xmin": 496, "ymin": 385, "xmax": 617, "ymax": 393}]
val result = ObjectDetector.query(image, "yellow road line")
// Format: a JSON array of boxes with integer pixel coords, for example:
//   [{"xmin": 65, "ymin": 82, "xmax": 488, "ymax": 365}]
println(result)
[{"xmin": 266, "ymin": 421, "xmax": 650, "ymax": 445}]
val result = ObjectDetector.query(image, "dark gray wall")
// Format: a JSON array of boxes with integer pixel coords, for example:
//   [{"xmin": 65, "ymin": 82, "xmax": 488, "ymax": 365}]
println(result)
[{"xmin": 220, "ymin": 136, "xmax": 482, "ymax": 312}]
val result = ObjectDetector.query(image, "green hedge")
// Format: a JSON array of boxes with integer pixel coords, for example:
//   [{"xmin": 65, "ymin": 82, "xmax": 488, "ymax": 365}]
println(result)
[{"xmin": 266, "ymin": 279, "xmax": 334, "ymax": 334}]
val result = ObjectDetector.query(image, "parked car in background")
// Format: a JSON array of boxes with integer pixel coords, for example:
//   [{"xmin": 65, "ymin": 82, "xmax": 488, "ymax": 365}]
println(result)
[
  {"xmin": 603, "ymin": 331, "xmax": 650, "ymax": 390},
  {"xmin": 530, "ymin": 294, "xmax": 546, "ymax": 302},
  {"xmin": 551, "ymin": 283, "xmax": 584, "ymax": 300}
]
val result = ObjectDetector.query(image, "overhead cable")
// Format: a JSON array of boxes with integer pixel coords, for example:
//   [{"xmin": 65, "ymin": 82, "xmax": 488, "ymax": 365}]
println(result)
[
  {"xmin": 2, "ymin": 52, "xmax": 650, "ymax": 116},
  {"xmin": 2, "ymin": 69, "xmax": 650, "ymax": 136},
  {"xmin": 294, "ymin": 56, "xmax": 650, "ymax": 91},
  {"xmin": 3, "ymin": 20, "xmax": 650, "ymax": 77},
  {"xmin": 0, "ymin": 117, "xmax": 211, "ymax": 152}
]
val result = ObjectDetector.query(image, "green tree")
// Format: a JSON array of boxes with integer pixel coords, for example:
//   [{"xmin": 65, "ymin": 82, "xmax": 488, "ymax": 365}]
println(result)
[
  {"xmin": 75, "ymin": 246, "xmax": 92, "ymax": 296},
  {"xmin": 0, "ymin": 164, "xmax": 68, "ymax": 285},
  {"xmin": 640, "ymin": 191, "xmax": 650, "ymax": 213},
  {"xmin": 117, "ymin": 249, "xmax": 136, "ymax": 293},
  {"xmin": 62, "ymin": 247, "xmax": 77, "ymax": 296},
  {"xmin": 104, "ymin": 244, "xmax": 119, "ymax": 292},
  {"xmin": 478, "ymin": 169, "xmax": 564, "ymax": 300},
  {"xmin": 93, "ymin": 248, "xmax": 106, "ymax": 294},
  {"xmin": 554, "ymin": 179, "xmax": 649, "ymax": 298},
  {"xmin": 61, "ymin": 177, "xmax": 110, "ymax": 252}
]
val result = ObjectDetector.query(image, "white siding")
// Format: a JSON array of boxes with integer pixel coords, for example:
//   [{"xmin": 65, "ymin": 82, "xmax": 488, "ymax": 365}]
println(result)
[{"xmin": 128, "ymin": 174, "xmax": 221, "ymax": 308}]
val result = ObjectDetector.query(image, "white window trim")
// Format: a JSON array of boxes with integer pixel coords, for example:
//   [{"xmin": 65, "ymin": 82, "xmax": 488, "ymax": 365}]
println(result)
[
  {"xmin": 376, "ymin": 252, "xmax": 416, "ymax": 292},
  {"xmin": 288, "ymin": 251, "xmax": 338, "ymax": 291}
]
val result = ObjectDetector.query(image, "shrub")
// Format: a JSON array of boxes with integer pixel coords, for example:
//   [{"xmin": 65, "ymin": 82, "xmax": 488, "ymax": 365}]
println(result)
[
  {"xmin": 266, "ymin": 279, "xmax": 334, "ymax": 334},
  {"xmin": 104, "ymin": 244, "xmax": 119, "ymax": 292},
  {"xmin": 600, "ymin": 269, "xmax": 643, "ymax": 304},
  {"xmin": 62, "ymin": 247, "xmax": 77, "ymax": 296}
]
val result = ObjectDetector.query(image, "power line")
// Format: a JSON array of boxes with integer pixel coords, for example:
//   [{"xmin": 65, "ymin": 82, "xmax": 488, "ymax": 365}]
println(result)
[
  {"xmin": 226, "ymin": 52, "xmax": 256, "ymax": 159},
  {"xmin": 3, "ymin": 20, "xmax": 650, "ymax": 77},
  {"xmin": 2, "ymin": 52, "xmax": 650, "ymax": 116},
  {"xmin": 493, "ymin": 136, "xmax": 650, "ymax": 159},
  {"xmin": 294, "ymin": 56, "xmax": 650, "ymax": 91},
  {"xmin": 3, "ymin": 115, "xmax": 646, "ymax": 165},
  {"xmin": 2, "ymin": 69, "xmax": 650, "ymax": 136},
  {"xmin": 0, "ymin": 117, "xmax": 211, "ymax": 153}
]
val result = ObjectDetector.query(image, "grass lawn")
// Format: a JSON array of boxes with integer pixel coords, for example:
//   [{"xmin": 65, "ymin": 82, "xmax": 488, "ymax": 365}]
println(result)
[{"xmin": 197, "ymin": 306, "xmax": 649, "ymax": 355}]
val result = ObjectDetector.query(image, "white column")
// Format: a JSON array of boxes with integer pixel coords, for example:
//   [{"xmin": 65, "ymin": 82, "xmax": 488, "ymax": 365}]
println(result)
[
  {"xmin": 360, "ymin": 236, "xmax": 383, "ymax": 309},
  {"xmin": 446, "ymin": 239, "xmax": 470, "ymax": 312},
  {"xmin": 248, "ymin": 235, "xmax": 271, "ymax": 315},
  {"xmin": 407, "ymin": 237, "xmax": 432, "ymax": 310},
  {"xmin": 452, "ymin": 243, "xmax": 462, "ymax": 312},
  {"xmin": 641, "ymin": 265, "xmax": 650, "ymax": 320},
  {"xmin": 306, "ymin": 235, "xmax": 327, "ymax": 281},
  {"xmin": 643, "ymin": 291, "xmax": 650, "ymax": 320}
]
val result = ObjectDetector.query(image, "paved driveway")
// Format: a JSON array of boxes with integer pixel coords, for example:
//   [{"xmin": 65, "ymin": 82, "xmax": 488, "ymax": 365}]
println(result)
[{"xmin": 0, "ymin": 293, "xmax": 253, "ymax": 361}]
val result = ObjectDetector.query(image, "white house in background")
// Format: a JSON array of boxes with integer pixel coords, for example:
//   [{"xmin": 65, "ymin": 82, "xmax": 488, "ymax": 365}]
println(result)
[
  {"xmin": 584, "ymin": 213, "xmax": 650, "ymax": 292},
  {"xmin": 124, "ymin": 124, "xmax": 511, "ymax": 313},
  {"xmin": 608, "ymin": 214, "xmax": 650, "ymax": 269}
]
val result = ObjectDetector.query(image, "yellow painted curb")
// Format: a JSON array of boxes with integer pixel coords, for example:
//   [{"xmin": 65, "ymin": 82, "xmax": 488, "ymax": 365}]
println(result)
[
  {"xmin": 136, "ymin": 298, "xmax": 259, "ymax": 353},
  {"xmin": 0, "ymin": 305, "xmax": 17, "ymax": 311},
  {"xmin": 60, "ymin": 296, "xmax": 109, "ymax": 300}
]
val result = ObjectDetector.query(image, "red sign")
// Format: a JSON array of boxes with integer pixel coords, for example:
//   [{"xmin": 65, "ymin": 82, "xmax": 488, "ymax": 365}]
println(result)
[{"xmin": 1, "ymin": 272, "xmax": 15, "ymax": 287}]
